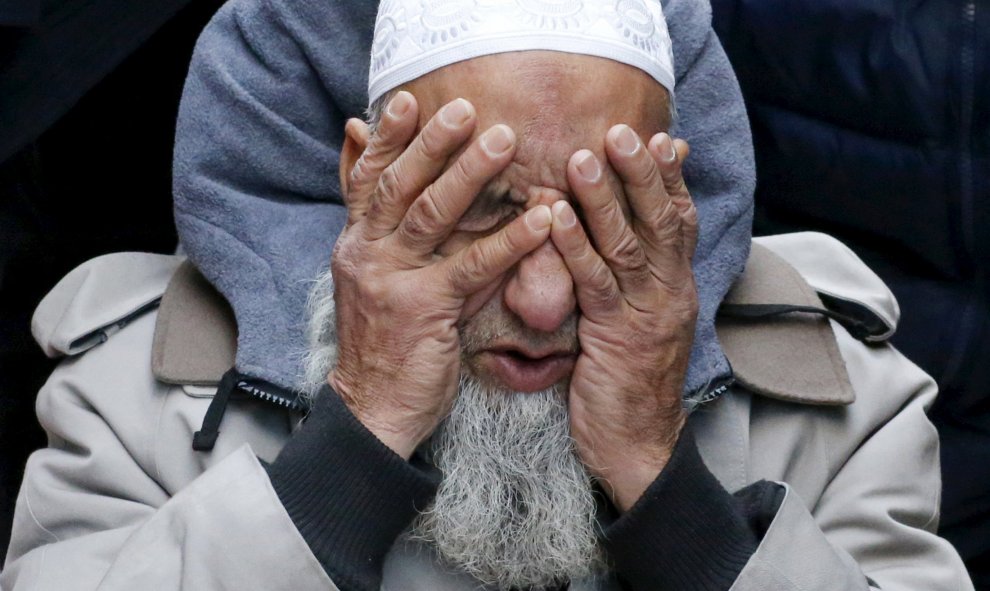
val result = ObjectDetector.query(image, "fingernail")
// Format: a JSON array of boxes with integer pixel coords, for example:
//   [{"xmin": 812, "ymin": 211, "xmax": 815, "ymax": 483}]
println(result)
[
  {"xmin": 481, "ymin": 125, "xmax": 514, "ymax": 155},
  {"xmin": 441, "ymin": 98, "xmax": 472, "ymax": 127},
  {"xmin": 386, "ymin": 92, "xmax": 412, "ymax": 120},
  {"xmin": 615, "ymin": 125, "xmax": 641, "ymax": 155},
  {"xmin": 552, "ymin": 201, "xmax": 576, "ymax": 227},
  {"xmin": 662, "ymin": 133, "xmax": 677, "ymax": 162},
  {"xmin": 526, "ymin": 205, "xmax": 552, "ymax": 230},
  {"xmin": 575, "ymin": 151, "xmax": 601, "ymax": 182}
]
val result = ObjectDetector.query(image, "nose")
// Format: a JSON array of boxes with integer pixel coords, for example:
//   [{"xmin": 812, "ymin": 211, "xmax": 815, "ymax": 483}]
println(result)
[{"xmin": 503, "ymin": 239, "xmax": 576, "ymax": 333}]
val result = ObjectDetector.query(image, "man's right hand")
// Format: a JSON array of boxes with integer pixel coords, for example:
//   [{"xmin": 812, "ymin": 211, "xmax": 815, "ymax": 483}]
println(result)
[{"xmin": 329, "ymin": 91, "xmax": 552, "ymax": 459}]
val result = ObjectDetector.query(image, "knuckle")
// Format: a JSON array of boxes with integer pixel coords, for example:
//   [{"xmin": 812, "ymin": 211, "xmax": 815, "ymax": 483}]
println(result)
[
  {"xmin": 401, "ymin": 211, "xmax": 431, "ymax": 242},
  {"xmin": 634, "ymin": 156, "xmax": 664, "ymax": 190},
  {"xmin": 418, "ymin": 123, "xmax": 451, "ymax": 161},
  {"xmin": 404, "ymin": 195, "xmax": 446, "ymax": 240},
  {"xmin": 670, "ymin": 180, "xmax": 689, "ymax": 199},
  {"xmin": 360, "ymin": 137, "xmax": 394, "ymax": 171},
  {"xmin": 590, "ymin": 196, "xmax": 626, "ymax": 235},
  {"xmin": 647, "ymin": 201, "xmax": 683, "ymax": 239},
  {"xmin": 349, "ymin": 156, "xmax": 370, "ymax": 188},
  {"xmin": 329, "ymin": 251, "xmax": 349, "ymax": 279},
  {"xmin": 464, "ymin": 242, "xmax": 490, "ymax": 274},
  {"xmin": 662, "ymin": 167, "xmax": 687, "ymax": 192},
  {"xmin": 489, "ymin": 224, "xmax": 525, "ymax": 262},
  {"xmin": 450, "ymin": 245, "xmax": 488, "ymax": 289},
  {"xmin": 589, "ymin": 265, "xmax": 621, "ymax": 307},
  {"xmin": 363, "ymin": 135, "xmax": 387, "ymax": 159},
  {"xmin": 662, "ymin": 282, "xmax": 699, "ymax": 321},
  {"xmin": 586, "ymin": 258, "xmax": 609, "ymax": 286},
  {"xmin": 422, "ymin": 190, "xmax": 454, "ymax": 225},
  {"xmin": 372, "ymin": 120, "xmax": 400, "ymax": 145},
  {"xmin": 357, "ymin": 276, "xmax": 392, "ymax": 310},
  {"xmin": 331, "ymin": 234, "xmax": 359, "ymax": 264},
  {"xmin": 331, "ymin": 252, "xmax": 361, "ymax": 289},
  {"xmin": 608, "ymin": 233, "xmax": 647, "ymax": 271},
  {"xmin": 657, "ymin": 196, "xmax": 681, "ymax": 223},
  {"xmin": 680, "ymin": 201, "xmax": 699, "ymax": 228},
  {"xmin": 572, "ymin": 240, "xmax": 599, "ymax": 269},
  {"xmin": 449, "ymin": 153, "xmax": 481, "ymax": 191},
  {"xmin": 376, "ymin": 165, "xmax": 404, "ymax": 204}
]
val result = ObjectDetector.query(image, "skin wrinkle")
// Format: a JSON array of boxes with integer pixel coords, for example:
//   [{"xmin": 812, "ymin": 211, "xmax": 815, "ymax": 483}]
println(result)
[
  {"xmin": 321, "ymin": 49, "xmax": 696, "ymax": 586},
  {"xmin": 403, "ymin": 52, "xmax": 667, "ymax": 213},
  {"xmin": 391, "ymin": 54, "xmax": 669, "ymax": 260}
]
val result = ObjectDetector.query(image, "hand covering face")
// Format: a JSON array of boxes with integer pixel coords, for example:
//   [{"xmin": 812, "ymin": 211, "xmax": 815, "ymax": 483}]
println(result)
[{"xmin": 172, "ymin": 0, "xmax": 755, "ymax": 404}]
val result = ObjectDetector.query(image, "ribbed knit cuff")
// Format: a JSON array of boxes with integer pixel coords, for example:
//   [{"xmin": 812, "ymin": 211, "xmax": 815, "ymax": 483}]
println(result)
[
  {"xmin": 265, "ymin": 385, "xmax": 438, "ymax": 591},
  {"xmin": 603, "ymin": 424, "xmax": 761, "ymax": 591}
]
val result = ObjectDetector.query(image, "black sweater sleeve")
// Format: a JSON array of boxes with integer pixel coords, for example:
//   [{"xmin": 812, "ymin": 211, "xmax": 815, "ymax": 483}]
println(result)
[
  {"xmin": 264, "ymin": 385, "xmax": 438, "ymax": 591},
  {"xmin": 603, "ymin": 423, "xmax": 783, "ymax": 591}
]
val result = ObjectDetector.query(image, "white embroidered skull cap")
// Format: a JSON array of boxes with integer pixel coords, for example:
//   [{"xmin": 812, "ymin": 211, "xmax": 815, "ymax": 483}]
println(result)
[{"xmin": 368, "ymin": 0, "xmax": 676, "ymax": 106}]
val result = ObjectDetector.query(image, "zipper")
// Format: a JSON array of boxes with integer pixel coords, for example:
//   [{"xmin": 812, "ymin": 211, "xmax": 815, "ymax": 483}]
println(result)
[
  {"xmin": 941, "ymin": 0, "xmax": 980, "ymax": 390},
  {"xmin": 698, "ymin": 377, "xmax": 734, "ymax": 405},
  {"xmin": 958, "ymin": 0, "xmax": 976, "ymax": 266},
  {"xmin": 235, "ymin": 376, "xmax": 308, "ymax": 412},
  {"xmin": 684, "ymin": 375, "xmax": 735, "ymax": 411},
  {"xmin": 68, "ymin": 298, "xmax": 163, "ymax": 352},
  {"xmin": 193, "ymin": 370, "xmax": 309, "ymax": 451}
]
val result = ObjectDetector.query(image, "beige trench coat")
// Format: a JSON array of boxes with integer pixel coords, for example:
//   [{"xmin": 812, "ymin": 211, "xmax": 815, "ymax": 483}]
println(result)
[{"xmin": 0, "ymin": 232, "xmax": 974, "ymax": 590}]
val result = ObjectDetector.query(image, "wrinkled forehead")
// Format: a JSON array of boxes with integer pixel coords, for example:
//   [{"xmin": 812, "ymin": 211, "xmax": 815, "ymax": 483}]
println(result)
[{"xmin": 403, "ymin": 51, "xmax": 671, "ymax": 181}]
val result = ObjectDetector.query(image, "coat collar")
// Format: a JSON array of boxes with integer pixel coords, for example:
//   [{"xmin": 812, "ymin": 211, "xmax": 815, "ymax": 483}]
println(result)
[
  {"xmin": 152, "ymin": 261, "xmax": 237, "ymax": 386},
  {"xmin": 717, "ymin": 243, "xmax": 855, "ymax": 406},
  {"xmin": 152, "ymin": 242, "xmax": 856, "ymax": 406}
]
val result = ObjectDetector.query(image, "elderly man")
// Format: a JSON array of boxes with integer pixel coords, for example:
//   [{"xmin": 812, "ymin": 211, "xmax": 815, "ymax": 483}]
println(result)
[{"xmin": 1, "ymin": 0, "xmax": 973, "ymax": 590}]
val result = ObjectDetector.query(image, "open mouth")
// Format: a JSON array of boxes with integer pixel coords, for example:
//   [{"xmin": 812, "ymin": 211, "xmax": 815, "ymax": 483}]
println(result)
[{"xmin": 478, "ymin": 348, "xmax": 577, "ymax": 392}]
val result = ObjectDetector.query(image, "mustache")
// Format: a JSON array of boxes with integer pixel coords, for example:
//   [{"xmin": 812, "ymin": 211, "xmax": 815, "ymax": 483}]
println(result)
[{"xmin": 458, "ymin": 298, "xmax": 579, "ymax": 357}]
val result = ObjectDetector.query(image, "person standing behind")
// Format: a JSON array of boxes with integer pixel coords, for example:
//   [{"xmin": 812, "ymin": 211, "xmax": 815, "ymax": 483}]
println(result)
[{"xmin": 710, "ymin": 1, "xmax": 990, "ymax": 586}]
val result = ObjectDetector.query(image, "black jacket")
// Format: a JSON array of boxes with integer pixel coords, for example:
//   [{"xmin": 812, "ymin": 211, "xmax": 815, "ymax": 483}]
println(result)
[
  {"xmin": 711, "ymin": 0, "xmax": 990, "ymax": 409},
  {"xmin": 710, "ymin": 1, "xmax": 990, "ymax": 584}
]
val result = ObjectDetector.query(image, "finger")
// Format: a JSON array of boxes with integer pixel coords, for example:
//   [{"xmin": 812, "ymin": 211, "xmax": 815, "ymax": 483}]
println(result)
[
  {"xmin": 605, "ymin": 126, "xmax": 692, "ymax": 282},
  {"xmin": 549, "ymin": 200, "xmax": 623, "ymax": 319},
  {"xmin": 566, "ymin": 149, "xmax": 653, "ymax": 301},
  {"xmin": 441, "ymin": 205, "xmax": 551, "ymax": 297},
  {"xmin": 345, "ymin": 92, "xmax": 420, "ymax": 224},
  {"xmin": 604, "ymin": 125, "xmax": 678, "ymax": 235},
  {"xmin": 364, "ymin": 98, "xmax": 477, "ymax": 239},
  {"xmin": 647, "ymin": 134, "xmax": 698, "ymax": 258},
  {"xmin": 393, "ymin": 124, "xmax": 516, "ymax": 255}
]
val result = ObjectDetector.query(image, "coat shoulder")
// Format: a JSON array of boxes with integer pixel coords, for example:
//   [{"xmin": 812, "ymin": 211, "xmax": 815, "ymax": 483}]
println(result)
[
  {"xmin": 719, "ymin": 232, "xmax": 907, "ymax": 406},
  {"xmin": 752, "ymin": 232, "xmax": 899, "ymax": 338},
  {"xmin": 31, "ymin": 253, "xmax": 237, "ymax": 388},
  {"xmin": 32, "ymin": 252, "xmax": 183, "ymax": 359}
]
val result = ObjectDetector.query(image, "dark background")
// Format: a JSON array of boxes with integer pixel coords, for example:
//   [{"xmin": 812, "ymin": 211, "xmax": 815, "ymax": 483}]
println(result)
[{"xmin": 0, "ymin": 0, "xmax": 224, "ymax": 559}]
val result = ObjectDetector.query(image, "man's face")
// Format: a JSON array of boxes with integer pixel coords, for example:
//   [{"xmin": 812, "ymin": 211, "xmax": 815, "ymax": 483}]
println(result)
[
  {"xmin": 324, "ymin": 53, "xmax": 672, "ymax": 587},
  {"xmin": 402, "ymin": 51, "xmax": 670, "ymax": 393}
]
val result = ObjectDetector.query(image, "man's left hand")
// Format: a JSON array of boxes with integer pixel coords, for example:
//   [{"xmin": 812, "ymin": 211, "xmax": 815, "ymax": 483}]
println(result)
[{"xmin": 549, "ymin": 126, "xmax": 698, "ymax": 512}]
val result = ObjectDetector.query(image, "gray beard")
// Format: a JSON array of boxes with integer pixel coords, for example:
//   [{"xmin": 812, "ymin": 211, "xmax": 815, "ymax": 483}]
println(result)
[
  {"xmin": 408, "ymin": 375, "xmax": 606, "ymax": 589},
  {"xmin": 302, "ymin": 270, "xmax": 606, "ymax": 589}
]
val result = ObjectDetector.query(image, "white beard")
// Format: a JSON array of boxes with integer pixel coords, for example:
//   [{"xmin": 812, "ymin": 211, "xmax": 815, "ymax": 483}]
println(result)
[
  {"xmin": 408, "ymin": 376, "xmax": 606, "ymax": 589},
  {"xmin": 303, "ymin": 270, "xmax": 606, "ymax": 589}
]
